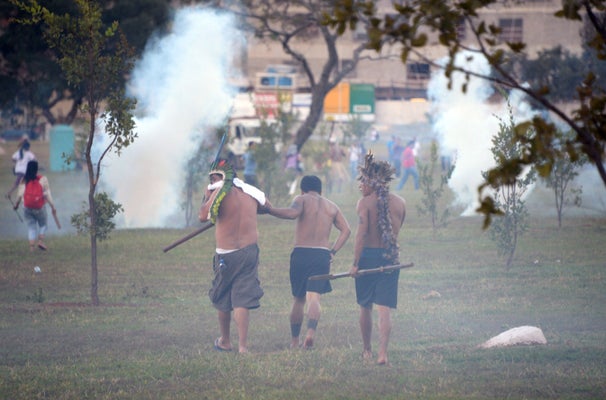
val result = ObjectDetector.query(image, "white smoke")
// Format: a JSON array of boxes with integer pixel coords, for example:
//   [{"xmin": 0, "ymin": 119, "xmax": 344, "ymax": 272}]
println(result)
[
  {"xmin": 428, "ymin": 51, "xmax": 538, "ymax": 215},
  {"xmin": 99, "ymin": 7, "xmax": 243, "ymax": 227}
]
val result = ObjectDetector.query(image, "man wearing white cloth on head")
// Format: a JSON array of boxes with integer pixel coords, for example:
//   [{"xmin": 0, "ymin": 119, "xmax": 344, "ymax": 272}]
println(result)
[{"xmin": 199, "ymin": 158, "xmax": 269, "ymax": 354}]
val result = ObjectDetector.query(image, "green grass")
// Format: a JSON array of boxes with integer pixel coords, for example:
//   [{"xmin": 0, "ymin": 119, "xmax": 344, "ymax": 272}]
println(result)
[{"xmin": 1, "ymin": 141, "xmax": 605, "ymax": 399}]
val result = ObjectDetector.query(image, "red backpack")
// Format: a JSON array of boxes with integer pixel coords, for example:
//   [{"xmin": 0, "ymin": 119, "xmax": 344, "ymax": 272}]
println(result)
[{"xmin": 23, "ymin": 175, "xmax": 45, "ymax": 209}]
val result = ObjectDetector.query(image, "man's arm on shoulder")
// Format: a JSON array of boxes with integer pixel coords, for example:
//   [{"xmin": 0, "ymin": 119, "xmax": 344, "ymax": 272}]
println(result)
[{"xmin": 267, "ymin": 196, "xmax": 303, "ymax": 220}]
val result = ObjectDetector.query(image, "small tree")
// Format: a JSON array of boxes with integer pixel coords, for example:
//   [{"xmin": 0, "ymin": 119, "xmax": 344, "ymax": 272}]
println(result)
[
  {"xmin": 16, "ymin": 0, "xmax": 137, "ymax": 305},
  {"xmin": 543, "ymin": 129, "xmax": 586, "ymax": 228},
  {"xmin": 416, "ymin": 140, "xmax": 454, "ymax": 236},
  {"xmin": 483, "ymin": 102, "xmax": 536, "ymax": 269}
]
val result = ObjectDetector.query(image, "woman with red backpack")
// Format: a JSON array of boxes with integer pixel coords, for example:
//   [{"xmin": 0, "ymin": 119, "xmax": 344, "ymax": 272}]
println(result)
[{"xmin": 12, "ymin": 160, "xmax": 57, "ymax": 251}]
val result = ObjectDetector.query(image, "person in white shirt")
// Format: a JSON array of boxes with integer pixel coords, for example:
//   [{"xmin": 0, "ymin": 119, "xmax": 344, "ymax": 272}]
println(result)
[{"xmin": 7, "ymin": 139, "xmax": 36, "ymax": 199}]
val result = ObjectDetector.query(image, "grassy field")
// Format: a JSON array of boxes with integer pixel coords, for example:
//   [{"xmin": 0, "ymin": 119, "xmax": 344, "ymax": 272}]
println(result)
[{"xmin": 1, "ymin": 140, "xmax": 605, "ymax": 399}]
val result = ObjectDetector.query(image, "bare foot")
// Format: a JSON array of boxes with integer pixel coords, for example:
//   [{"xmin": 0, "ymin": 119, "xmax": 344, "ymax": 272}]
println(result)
[
  {"xmin": 302, "ymin": 336, "xmax": 313, "ymax": 349},
  {"xmin": 362, "ymin": 350, "xmax": 373, "ymax": 361},
  {"xmin": 290, "ymin": 338, "xmax": 300, "ymax": 349},
  {"xmin": 377, "ymin": 350, "xmax": 389, "ymax": 365}
]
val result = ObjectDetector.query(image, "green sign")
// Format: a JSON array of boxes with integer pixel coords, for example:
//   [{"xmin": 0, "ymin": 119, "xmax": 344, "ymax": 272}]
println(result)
[{"xmin": 349, "ymin": 84, "xmax": 374, "ymax": 114}]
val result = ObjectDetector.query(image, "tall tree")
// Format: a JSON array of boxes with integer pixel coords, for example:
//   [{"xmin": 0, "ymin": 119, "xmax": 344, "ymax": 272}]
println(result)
[
  {"xmin": 14, "ymin": 0, "xmax": 137, "ymax": 305},
  {"xmin": 327, "ymin": 0, "xmax": 606, "ymax": 226},
  {"xmin": 218, "ymin": 0, "xmax": 372, "ymax": 150}
]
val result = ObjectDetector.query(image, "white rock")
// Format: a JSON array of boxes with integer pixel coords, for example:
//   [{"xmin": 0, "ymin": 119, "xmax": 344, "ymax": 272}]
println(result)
[{"xmin": 479, "ymin": 326, "xmax": 547, "ymax": 349}]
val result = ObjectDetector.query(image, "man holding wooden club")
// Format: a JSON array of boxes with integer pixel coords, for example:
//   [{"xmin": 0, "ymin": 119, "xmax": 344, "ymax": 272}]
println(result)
[
  {"xmin": 350, "ymin": 152, "xmax": 406, "ymax": 365},
  {"xmin": 265, "ymin": 175, "xmax": 351, "ymax": 349},
  {"xmin": 199, "ymin": 158, "xmax": 268, "ymax": 354}
]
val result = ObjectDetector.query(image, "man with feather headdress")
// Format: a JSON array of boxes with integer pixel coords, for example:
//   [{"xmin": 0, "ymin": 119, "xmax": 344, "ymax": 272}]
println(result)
[
  {"xmin": 199, "ymin": 158, "xmax": 268, "ymax": 354},
  {"xmin": 350, "ymin": 152, "xmax": 407, "ymax": 365}
]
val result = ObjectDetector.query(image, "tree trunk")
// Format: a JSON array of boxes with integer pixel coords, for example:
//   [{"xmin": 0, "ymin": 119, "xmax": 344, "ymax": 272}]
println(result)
[
  {"xmin": 86, "ymin": 113, "xmax": 100, "ymax": 306},
  {"xmin": 294, "ymin": 86, "xmax": 330, "ymax": 149}
]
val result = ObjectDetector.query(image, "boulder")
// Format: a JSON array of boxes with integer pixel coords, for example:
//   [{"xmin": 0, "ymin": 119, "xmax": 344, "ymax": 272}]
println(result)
[{"xmin": 479, "ymin": 326, "xmax": 547, "ymax": 349}]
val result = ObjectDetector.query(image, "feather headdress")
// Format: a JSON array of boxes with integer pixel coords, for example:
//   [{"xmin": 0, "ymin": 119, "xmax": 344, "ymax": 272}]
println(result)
[
  {"xmin": 208, "ymin": 159, "xmax": 235, "ymax": 224},
  {"xmin": 357, "ymin": 151, "xmax": 395, "ymax": 188},
  {"xmin": 358, "ymin": 151, "xmax": 399, "ymax": 263}
]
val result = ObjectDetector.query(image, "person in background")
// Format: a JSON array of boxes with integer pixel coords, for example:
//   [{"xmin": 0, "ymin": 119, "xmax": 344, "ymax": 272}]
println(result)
[
  {"xmin": 243, "ymin": 141, "xmax": 258, "ymax": 187},
  {"xmin": 389, "ymin": 137, "xmax": 403, "ymax": 178},
  {"xmin": 328, "ymin": 139, "xmax": 348, "ymax": 193},
  {"xmin": 397, "ymin": 140, "xmax": 419, "ymax": 191},
  {"xmin": 285, "ymin": 143, "xmax": 303, "ymax": 195},
  {"xmin": 12, "ymin": 160, "xmax": 56, "ymax": 252},
  {"xmin": 265, "ymin": 175, "xmax": 351, "ymax": 349},
  {"xmin": 350, "ymin": 152, "xmax": 406, "ymax": 365},
  {"xmin": 7, "ymin": 139, "xmax": 36, "ymax": 199},
  {"xmin": 349, "ymin": 140, "xmax": 363, "ymax": 182},
  {"xmin": 199, "ymin": 158, "xmax": 268, "ymax": 354}
]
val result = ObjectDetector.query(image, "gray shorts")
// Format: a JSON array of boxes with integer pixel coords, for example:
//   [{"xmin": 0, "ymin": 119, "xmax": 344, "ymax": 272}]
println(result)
[
  {"xmin": 208, "ymin": 244, "xmax": 264, "ymax": 312},
  {"xmin": 355, "ymin": 247, "xmax": 399, "ymax": 309}
]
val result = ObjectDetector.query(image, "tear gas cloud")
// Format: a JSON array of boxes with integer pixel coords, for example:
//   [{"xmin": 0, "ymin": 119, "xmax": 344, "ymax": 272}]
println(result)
[
  {"xmin": 99, "ymin": 7, "xmax": 243, "ymax": 227},
  {"xmin": 428, "ymin": 51, "xmax": 539, "ymax": 216}
]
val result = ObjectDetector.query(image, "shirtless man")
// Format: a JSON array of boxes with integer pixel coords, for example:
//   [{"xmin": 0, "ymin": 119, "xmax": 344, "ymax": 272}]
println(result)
[
  {"xmin": 199, "ymin": 159, "xmax": 267, "ymax": 354},
  {"xmin": 350, "ymin": 152, "xmax": 406, "ymax": 365},
  {"xmin": 266, "ymin": 175, "xmax": 351, "ymax": 349}
]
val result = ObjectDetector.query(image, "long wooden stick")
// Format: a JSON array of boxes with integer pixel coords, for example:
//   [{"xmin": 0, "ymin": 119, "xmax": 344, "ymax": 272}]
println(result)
[
  {"xmin": 7, "ymin": 197, "xmax": 23, "ymax": 222},
  {"xmin": 308, "ymin": 262, "xmax": 414, "ymax": 281},
  {"xmin": 51, "ymin": 208, "xmax": 61, "ymax": 229},
  {"xmin": 163, "ymin": 222, "xmax": 214, "ymax": 253},
  {"xmin": 163, "ymin": 132, "xmax": 228, "ymax": 253}
]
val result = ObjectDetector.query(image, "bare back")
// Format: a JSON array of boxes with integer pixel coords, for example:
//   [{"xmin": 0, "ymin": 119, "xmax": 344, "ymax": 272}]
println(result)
[
  {"xmin": 268, "ymin": 191, "xmax": 350, "ymax": 251},
  {"xmin": 355, "ymin": 192, "xmax": 406, "ymax": 250},
  {"xmin": 292, "ymin": 193, "xmax": 347, "ymax": 248}
]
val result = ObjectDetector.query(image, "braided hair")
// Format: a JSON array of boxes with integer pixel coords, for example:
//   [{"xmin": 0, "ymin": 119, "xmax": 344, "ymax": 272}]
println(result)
[{"xmin": 357, "ymin": 151, "xmax": 399, "ymax": 263}]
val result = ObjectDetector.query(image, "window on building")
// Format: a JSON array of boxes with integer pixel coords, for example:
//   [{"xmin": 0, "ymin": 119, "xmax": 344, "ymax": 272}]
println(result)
[
  {"xmin": 407, "ymin": 63, "xmax": 430, "ymax": 81},
  {"xmin": 353, "ymin": 23, "xmax": 368, "ymax": 41},
  {"xmin": 499, "ymin": 18, "xmax": 523, "ymax": 43},
  {"xmin": 582, "ymin": 11, "xmax": 605, "ymax": 43},
  {"xmin": 291, "ymin": 13, "xmax": 319, "ymax": 38},
  {"xmin": 456, "ymin": 17, "xmax": 466, "ymax": 40}
]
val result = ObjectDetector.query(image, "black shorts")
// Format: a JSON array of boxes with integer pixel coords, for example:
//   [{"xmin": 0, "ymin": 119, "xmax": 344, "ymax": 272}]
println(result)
[
  {"xmin": 355, "ymin": 248, "xmax": 399, "ymax": 309},
  {"xmin": 208, "ymin": 244, "xmax": 264, "ymax": 312},
  {"xmin": 290, "ymin": 247, "xmax": 332, "ymax": 298}
]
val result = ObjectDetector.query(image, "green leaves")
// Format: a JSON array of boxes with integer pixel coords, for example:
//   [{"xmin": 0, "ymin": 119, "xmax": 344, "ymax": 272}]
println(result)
[{"xmin": 71, "ymin": 192, "xmax": 124, "ymax": 242}]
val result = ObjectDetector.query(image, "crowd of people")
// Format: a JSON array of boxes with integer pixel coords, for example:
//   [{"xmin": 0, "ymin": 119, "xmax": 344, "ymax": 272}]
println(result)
[{"xmin": 199, "ymin": 149, "xmax": 407, "ymax": 365}]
